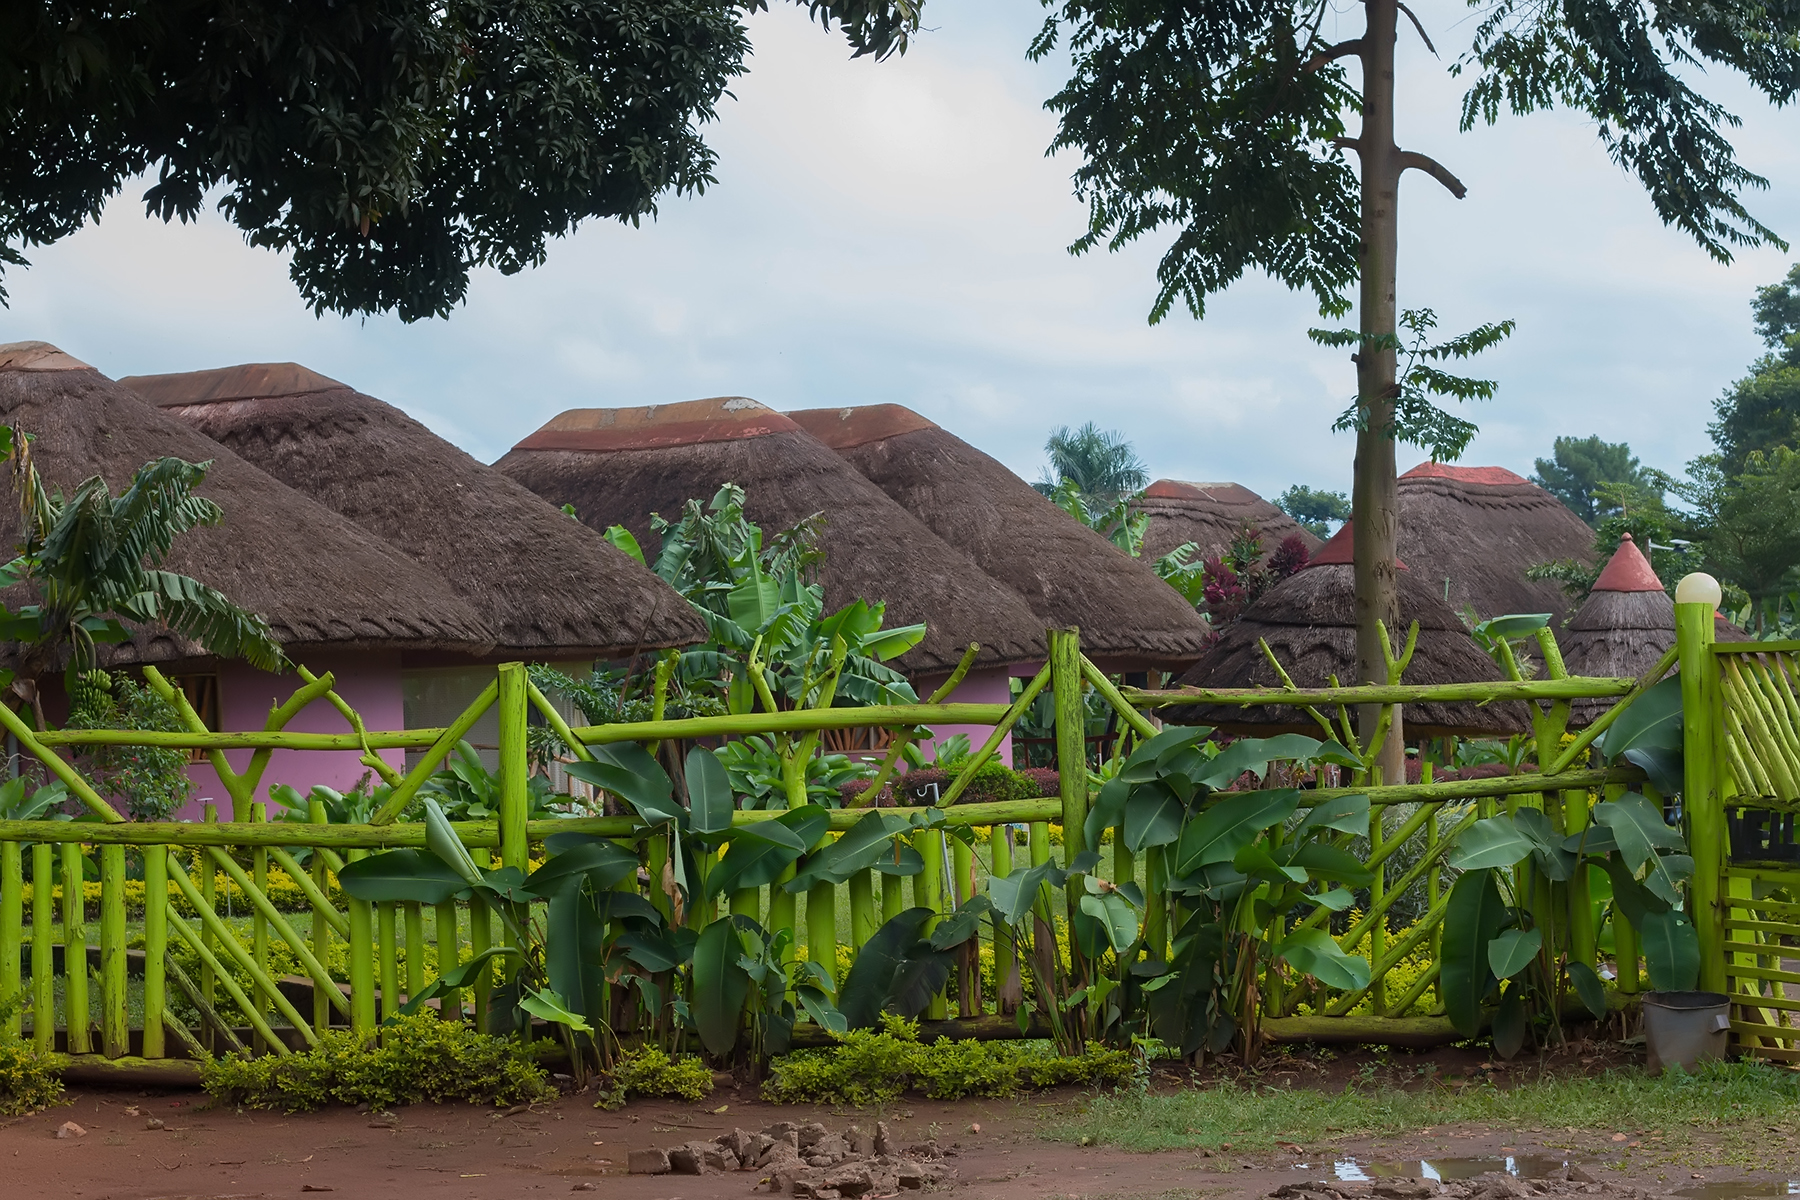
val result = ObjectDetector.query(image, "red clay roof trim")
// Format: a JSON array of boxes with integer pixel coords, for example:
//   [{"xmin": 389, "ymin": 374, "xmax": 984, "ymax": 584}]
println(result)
[
  {"xmin": 1308, "ymin": 519, "xmax": 1406, "ymax": 569},
  {"xmin": 1401, "ymin": 461, "xmax": 1529, "ymax": 486},
  {"xmin": 512, "ymin": 398, "xmax": 799, "ymax": 452},
  {"xmin": 788, "ymin": 404, "xmax": 939, "ymax": 449}
]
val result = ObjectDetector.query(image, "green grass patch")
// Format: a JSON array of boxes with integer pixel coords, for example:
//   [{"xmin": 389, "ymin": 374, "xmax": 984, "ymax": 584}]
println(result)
[{"xmin": 1049, "ymin": 1060, "xmax": 1800, "ymax": 1160}]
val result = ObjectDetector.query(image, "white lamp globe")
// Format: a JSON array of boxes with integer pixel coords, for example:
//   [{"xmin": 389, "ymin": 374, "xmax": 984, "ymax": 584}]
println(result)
[{"xmin": 1674, "ymin": 572, "xmax": 1723, "ymax": 608}]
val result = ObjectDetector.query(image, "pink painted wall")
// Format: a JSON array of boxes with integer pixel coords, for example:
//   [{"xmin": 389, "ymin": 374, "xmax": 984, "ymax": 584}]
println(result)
[
  {"xmin": 916, "ymin": 667, "xmax": 1018, "ymax": 767},
  {"xmin": 175, "ymin": 652, "xmax": 406, "ymax": 821}
]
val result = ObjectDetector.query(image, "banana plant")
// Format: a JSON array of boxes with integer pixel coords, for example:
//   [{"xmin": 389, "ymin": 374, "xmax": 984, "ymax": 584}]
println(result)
[{"xmin": 1442, "ymin": 791, "xmax": 1697, "ymax": 1056}]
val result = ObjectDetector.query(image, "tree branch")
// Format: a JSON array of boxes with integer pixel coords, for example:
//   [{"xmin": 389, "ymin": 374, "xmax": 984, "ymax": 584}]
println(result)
[
  {"xmin": 1398, "ymin": 151, "xmax": 1467, "ymax": 199},
  {"xmin": 1333, "ymin": 136, "xmax": 1364, "ymax": 156},
  {"xmin": 1394, "ymin": 3, "xmax": 1437, "ymax": 56},
  {"xmin": 1303, "ymin": 38, "xmax": 1364, "ymax": 72}
]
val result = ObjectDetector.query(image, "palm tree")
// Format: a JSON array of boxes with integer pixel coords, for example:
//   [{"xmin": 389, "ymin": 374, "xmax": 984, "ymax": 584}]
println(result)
[
  {"xmin": 2, "ymin": 427, "xmax": 285, "ymax": 713},
  {"xmin": 1033, "ymin": 422, "xmax": 1150, "ymax": 504}
]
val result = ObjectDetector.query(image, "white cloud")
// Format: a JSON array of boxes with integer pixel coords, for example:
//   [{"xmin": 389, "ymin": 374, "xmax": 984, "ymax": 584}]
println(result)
[{"xmin": 1, "ymin": 0, "xmax": 1795, "ymax": 513}]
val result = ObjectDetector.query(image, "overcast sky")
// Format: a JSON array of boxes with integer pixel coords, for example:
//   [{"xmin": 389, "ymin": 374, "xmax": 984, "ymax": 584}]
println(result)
[{"xmin": 4, "ymin": 1, "xmax": 1797, "ymax": 505}]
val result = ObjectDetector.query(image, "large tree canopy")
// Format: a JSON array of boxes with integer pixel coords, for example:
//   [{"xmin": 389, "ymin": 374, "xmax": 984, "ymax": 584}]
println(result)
[
  {"xmin": 1, "ymin": 1, "xmax": 918, "ymax": 320},
  {"xmin": 1713, "ymin": 263, "xmax": 1800, "ymax": 474}
]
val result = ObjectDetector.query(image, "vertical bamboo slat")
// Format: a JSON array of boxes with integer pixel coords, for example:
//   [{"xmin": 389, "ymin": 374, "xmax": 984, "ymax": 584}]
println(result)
[
  {"xmin": 30, "ymin": 842, "xmax": 51, "ymax": 1051},
  {"xmin": 468, "ymin": 846, "xmax": 493, "ymax": 1034},
  {"xmin": 1368, "ymin": 799, "xmax": 1387, "ymax": 1015},
  {"xmin": 914, "ymin": 829, "xmax": 946, "ymax": 1020},
  {"xmin": 347, "ymin": 847, "xmax": 376, "ymax": 1035},
  {"xmin": 251, "ymin": 803, "xmax": 270, "ymax": 1053},
  {"xmin": 880, "ymin": 872, "xmax": 904, "ymax": 923},
  {"xmin": 200, "ymin": 804, "xmax": 218, "ymax": 1049},
  {"xmin": 1679, "ymin": 603, "xmax": 1726, "ymax": 994},
  {"xmin": 951, "ymin": 837, "xmax": 976, "ymax": 1017},
  {"xmin": 2, "ymin": 840, "xmax": 23, "ymax": 1040},
  {"xmin": 404, "ymin": 902, "xmax": 425, "ymax": 1008},
  {"xmin": 61, "ymin": 843, "xmax": 89, "ymax": 1054},
  {"xmin": 378, "ymin": 902, "xmax": 399, "ymax": 1022},
  {"xmin": 310, "ymin": 798, "xmax": 332, "ymax": 1034},
  {"xmin": 991, "ymin": 824, "xmax": 1017, "ymax": 1012},
  {"xmin": 99, "ymin": 843, "xmax": 126, "ymax": 1057},
  {"xmin": 805, "ymin": 879, "xmax": 837, "ymax": 991},
  {"xmin": 434, "ymin": 899, "xmax": 460, "ymax": 1021},
  {"xmin": 847, "ymin": 871, "xmax": 876, "ymax": 949},
  {"xmin": 142, "ymin": 844, "xmax": 167, "ymax": 1058}
]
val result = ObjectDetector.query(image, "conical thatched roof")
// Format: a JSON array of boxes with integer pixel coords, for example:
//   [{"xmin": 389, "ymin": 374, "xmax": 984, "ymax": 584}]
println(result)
[
  {"xmin": 1397, "ymin": 462, "xmax": 1594, "ymax": 624},
  {"xmin": 494, "ymin": 397, "xmax": 1047, "ymax": 676},
  {"xmin": 120, "ymin": 362, "xmax": 706, "ymax": 660},
  {"xmin": 1138, "ymin": 479, "xmax": 1322, "ymax": 563},
  {"xmin": 1562, "ymin": 534, "xmax": 1672, "ymax": 725},
  {"xmin": 1163, "ymin": 523, "xmax": 1523, "ymax": 736},
  {"xmin": 787, "ymin": 404, "xmax": 1210, "ymax": 673},
  {"xmin": 0, "ymin": 342, "xmax": 493, "ymax": 665}
]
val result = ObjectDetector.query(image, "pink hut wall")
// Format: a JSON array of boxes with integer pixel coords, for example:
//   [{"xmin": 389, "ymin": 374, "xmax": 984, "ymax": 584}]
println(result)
[
  {"xmin": 176, "ymin": 652, "xmax": 406, "ymax": 821},
  {"xmin": 915, "ymin": 667, "xmax": 1020, "ymax": 768}
]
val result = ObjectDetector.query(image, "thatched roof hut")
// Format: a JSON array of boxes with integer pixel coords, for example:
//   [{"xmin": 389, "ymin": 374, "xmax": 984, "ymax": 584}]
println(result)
[
  {"xmin": 1397, "ymin": 462, "xmax": 1594, "ymax": 624},
  {"xmin": 1138, "ymin": 479, "xmax": 1321, "ymax": 563},
  {"xmin": 495, "ymin": 397, "xmax": 1047, "ymax": 676},
  {"xmin": 0, "ymin": 343, "xmax": 493, "ymax": 666},
  {"xmin": 1561, "ymin": 534, "xmax": 1672, "ymax": 725},
  {"xmin": 787, "ymin": 404, "xmax": 1210, "ymax": 673},
  {"xmin": 1162, "ymin": 522, "xmax": 1523, "ymax": 736},
  {"xmin": 120, "ymin": 362, "xmax": 706, "ymax": 660}
]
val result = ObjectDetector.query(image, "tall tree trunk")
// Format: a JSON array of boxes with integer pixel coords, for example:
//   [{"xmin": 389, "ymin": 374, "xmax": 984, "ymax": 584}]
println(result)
[{"xmin": 1355, "ymin": 0, "xmax": 1405, "ymax": 785}]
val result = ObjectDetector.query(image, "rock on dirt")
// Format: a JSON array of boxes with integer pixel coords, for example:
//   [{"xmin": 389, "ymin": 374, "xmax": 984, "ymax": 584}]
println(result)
[
  {"xmin": 627, "ymin": 1120, "xmax": 955, "ymax": 1195},
  {"xmin": 1271, "ymin": 1169, "xmax": 1669, "ymax": 1200},
  {"xmin": 55, "ymin": 1122, "xmax": 86, "ymax": 1139}
]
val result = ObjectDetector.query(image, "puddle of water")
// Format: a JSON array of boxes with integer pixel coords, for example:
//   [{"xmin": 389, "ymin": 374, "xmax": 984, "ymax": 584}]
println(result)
[
  {"xmin": 1302, "ymin": 1157, "xmax": 1572, "ymax": 1182},
  {"xmin": 1675, "ymin": 1185, "xmax": 1800, "ymax": 1200}
]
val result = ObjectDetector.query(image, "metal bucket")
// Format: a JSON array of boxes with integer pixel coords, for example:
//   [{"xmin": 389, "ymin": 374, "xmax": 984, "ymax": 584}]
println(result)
[{"xmin": 1643, "ymin": 991, "xmax": 1731, "ymax": 1073}]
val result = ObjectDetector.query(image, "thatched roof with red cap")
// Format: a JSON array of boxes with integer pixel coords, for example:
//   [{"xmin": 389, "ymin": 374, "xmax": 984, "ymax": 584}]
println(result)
[
  {"xmin": 0, "ymin": 343, "xmax": 493, "ymax": 667},
  {"xmin": 1162, "ymin": 522, "xmax": 1524, "ymax": 736},
  {"xmin": 1562, "ymin": 534, "xmax": 1673, "ymax": 724},
  {"xmin": 1397, "ymin": 461, "xmax": 1595, "ymax": 624},
  {"xmin": 120, "ymin": 362, "xmax": 706, "ymax": 660},
  {"xmin": 494, "ymin": 397, "xmax": 1048, "ymax": 676},
  {"xmin": 1137, "ymin": 479, "xmax": 1321, "ymax": 564},
  {"xmin": 787, "ymin": 404, "xmax": 1210, "ymax": 673}
]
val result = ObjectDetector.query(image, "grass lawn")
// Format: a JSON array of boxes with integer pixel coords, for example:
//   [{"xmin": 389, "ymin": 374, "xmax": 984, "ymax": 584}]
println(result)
[{"xmin": 1046, "ymin": 1058, "xmax": 1800, "ymax": 1167}]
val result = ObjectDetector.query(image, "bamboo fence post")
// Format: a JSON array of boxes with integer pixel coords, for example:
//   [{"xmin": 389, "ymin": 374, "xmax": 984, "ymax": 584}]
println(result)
[
  {"xmin": 497, "ymin": 664, "xmax": 530, "ymax": 877},
  {"xmin": 952, "ymin": 836, "xmax": 976, "ymax": 1017},
  {"xmin": 1368, "ymin": 793, "xmax": 1387, "ymax": 1015},
  {"xmin": 30, "ymin": 841, "xmax": 51, "ymax": 1051},
  {"xmin": 2, "ymin": 840, "xmax": 22, "ymax": 1040},
  {"xmin": 61, "ymin": 842, "xmax": 89, "ymax": 1054},
  {"xmin": 99, "ymin": 843, "xmax": 127, "ymax": 1057},
  {"xmin": 991, "ymin": 824, "xmax": 1017, "ymax": 1013},
  {"xmin": 914, "ymin": 828, "xmax": 947, "ymax": 1019},
  {"xmin": 1029, "ymin": 822, "xmax": 1050, "ymax": 868},
  {"xmin": 1677, "ymin": 596, "xmax": 1726, "ymax": 993},
  {"xmin": 346, "ymin": 847, "xmax": 376, "ymax": 1035},
  {"xmin": 252, "ymin": 802, "xmax": 271, "ymax": 1053},
  {"xmin": 1050, "ymin": 628, "xmax": 1090, "ymax": 1000},
  {"xmin": 200, "ymin": 804, "xmax": 217, "ymax": 1049},
  {"xmin": 142, "ymin": 843, "xmax": 167, "ymax": 1058},
  {"xmin": 881, "ymin": 871, "xmax": 904, "ymax": 923},
  {"xmin": 806, "ymin": 874, "xmax": 837, "ymax": 992},
  {"xmin": 310, "ymin": 797, "xmax": 333, "ymax": 1034}
]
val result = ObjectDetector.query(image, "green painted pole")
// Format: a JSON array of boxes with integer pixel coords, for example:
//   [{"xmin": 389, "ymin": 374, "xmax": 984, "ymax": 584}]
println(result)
[
  {"xmin": 1051, "ymin": 628, "xmax": 1090, "ymax": 1000},
  {"xmin": 142, "ymin": 844, "xmax": 167, "ymax": 1058},
  {"xmin": 347, "ymin": 847, "xmax": 376, "ymax": 1036},
  {"xmin": 404, "ymin": 902, "xmax": 425, "ymax": 1007},
  {"xmin": 806, "ymin": 878, "xmax": 837, "ymax": 991},
  {"xmin": 0, "ymin": 840, "xmax": 19, "ymax": 1040},
  {"xmin": 952, "ymin": 836, "xmax": 976, "ymax": 1016},
  {"xmin": 99, "ymin": 843, "xmax": 126, "ymax": 1057},
  {"xmin": 991, "ymin": 825, "xmax": 1018, "ymax": 1011},
  {"xmin": 30, "ymin": 841, "xmax": 51, "ymax": 1051},
  {"xmin": 847, "ymin": 870, "xmax": 876, "ymax": 950},
  {"xmin": 61, "ymin": 843, "xmax": 89, "ymax": 1054},
  {"xmin": 881, "ymin": 872, "xmax": 904, "ymax": 923},
  {"xmin": 914, "ymin": 829, "xmax": 947, "ymax": 1019},
  {"xmin": 468, "ymin": 846, "xmax": 493, "ymax": 1034},
  {"xmin": 497, "ymin": 664, "xmax": 530, "ymax": 877},
  {"xmin": 1677, "ymin": 596, "xmax": 1726, "ymax": 994}
]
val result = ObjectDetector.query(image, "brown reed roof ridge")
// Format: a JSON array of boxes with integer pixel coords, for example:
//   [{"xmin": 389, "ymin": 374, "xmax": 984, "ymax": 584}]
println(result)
[
  {"xmin": 496, "ymin": 397, "xmax": 1049, "ymax": 676},
  {"xmin": 513, "ymin": 397, "xmax": 801, "ymax": 453},
  {"xmin": 0, "ymin": 342, "xmax": 494, "ymax": 666},
  {"xmin": 1397, "ymin": 460, "xmax": 1595, "ymax": 625},
  {"xmin": 1137, "ymin": 478, "xmax": 1322, "ymax": 564},
  {"xmin": 1164, "ymin": 558, "xmax": 1526, "ymax": 737},
  {"xmin": 120, "ymin": 363, "xmax": 707, "ymax": 661},
  {"xmin": 789, "ymin": 403, "xmax": 1211, "ymax": 673}
]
